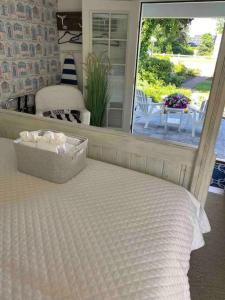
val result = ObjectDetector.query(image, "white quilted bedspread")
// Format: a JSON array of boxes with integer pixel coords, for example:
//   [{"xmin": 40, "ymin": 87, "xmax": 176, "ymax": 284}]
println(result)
[{"xmin": 0, "ymin": 138, "xmax": 210, "ymax": 300}]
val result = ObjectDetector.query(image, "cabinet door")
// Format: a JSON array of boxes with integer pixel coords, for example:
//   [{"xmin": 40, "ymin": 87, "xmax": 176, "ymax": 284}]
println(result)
[
  {"xmin": 82, "ymin": 0, "xmax": 139, "ymax": 131},
  {"xmin": 92, "ymin": 13, "xmax": 128, "ymax": 128}
]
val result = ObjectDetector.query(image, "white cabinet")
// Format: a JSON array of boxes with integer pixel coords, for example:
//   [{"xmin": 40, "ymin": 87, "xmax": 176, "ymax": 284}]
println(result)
[
  {"xmin": 92, "ymin": 13, "xmax": 128, "ymax": 128},
  {"xmin": 82, "ymin": 0, "xmax": 139, "ymax": 131}
]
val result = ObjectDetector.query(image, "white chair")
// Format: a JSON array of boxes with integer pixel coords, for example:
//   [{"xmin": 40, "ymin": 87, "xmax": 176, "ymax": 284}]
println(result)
[
  {"xmin": 164, "ymin": 107, "xmax": 184, "ymax": 132},
  {"xmin": 35, "ymin": 85, "xmax": 91, "ymax": 125},
  {"xmin": 189, "ymin": 101, "xmax": 207, "ymax": 137},
  {"xmin": 135, "ymin": 90, "xmax": 164, "ymax": 128}
]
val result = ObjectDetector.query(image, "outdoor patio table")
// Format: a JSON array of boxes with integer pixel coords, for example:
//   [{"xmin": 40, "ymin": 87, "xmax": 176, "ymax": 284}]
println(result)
[{"xmin": 164, "ymin": 107, "xmax": 185, "ymax": 132}]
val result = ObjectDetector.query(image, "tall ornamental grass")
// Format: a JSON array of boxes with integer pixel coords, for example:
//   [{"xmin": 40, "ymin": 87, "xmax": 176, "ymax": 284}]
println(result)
[{"xmin": 84, "ymin": 53, "xmax": 111, "ymax": 127}]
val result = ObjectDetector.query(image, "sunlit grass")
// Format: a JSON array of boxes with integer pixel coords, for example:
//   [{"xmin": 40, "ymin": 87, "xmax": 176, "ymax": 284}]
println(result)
[{"xmin": 194, "ymin": 79, "xmax": 212, "ymax": 92}]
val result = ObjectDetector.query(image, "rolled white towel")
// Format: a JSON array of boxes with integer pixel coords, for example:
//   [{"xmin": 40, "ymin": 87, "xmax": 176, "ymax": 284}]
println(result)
[
  {"xmin": 41, "ymin": 131, "xmax": 55, "ymax": 144},
  {"xmin": 54, "ymin": 132, "xmax": 67, "ymax": 145},
  {"xmin": 20, "ymin": 131, "xmax": 40, "ymax": 143},
  {"xmin": 37, "ymin": 131, "xmax": 67, "ymax": 154},
  {"xmin": 19, "ymin": 131, "xmax": 68, "ymax": 154},
  {"xmin": 42, "ymin": 131, "xmax": 67, "ymax": 145}
]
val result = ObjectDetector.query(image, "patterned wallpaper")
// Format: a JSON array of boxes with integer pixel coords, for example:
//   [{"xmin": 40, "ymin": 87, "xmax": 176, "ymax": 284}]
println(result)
[{"xmin": 0, "ymin": 0, "xmax": 61, "ymax": 101}]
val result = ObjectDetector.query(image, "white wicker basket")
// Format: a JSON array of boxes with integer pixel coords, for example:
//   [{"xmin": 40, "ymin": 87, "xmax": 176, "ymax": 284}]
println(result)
[{"xmin": 14, "ymin": 131, "xmax": 88, "ymax": 183}]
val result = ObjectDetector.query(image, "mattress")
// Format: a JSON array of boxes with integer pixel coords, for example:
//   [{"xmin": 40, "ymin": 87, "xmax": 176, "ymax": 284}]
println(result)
[{"xmin": 0, "ymin": 138, "xmax": 210, "ymax": 300}]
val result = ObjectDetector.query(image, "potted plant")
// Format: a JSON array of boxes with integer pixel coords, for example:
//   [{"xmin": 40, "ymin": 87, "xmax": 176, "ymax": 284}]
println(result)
[
  {"xmin": 84, "ymin": 53, "xmax": 111, "ymax": 127},
  {"xmin": 164, "ymin": 93, "xmax": 190, "ymax": 110}
]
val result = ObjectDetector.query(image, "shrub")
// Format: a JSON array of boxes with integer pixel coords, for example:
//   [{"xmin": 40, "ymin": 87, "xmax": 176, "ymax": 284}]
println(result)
[
  {"xmin": 139, "ymin": 56, "xmax": 174, "ymax": 85},
  {"xmin": 169, "ymin": 74, "xmax": 186, "ymax": 87},
  {"xmin": 138, "ymin": 69, "xmax": 158, "ymax": 85},
  {"xmin": 172, "ymin": 42, "xmax": 194, "ymax": 55},
  {"xmin": 183, "ymin": 46, "xmax": 194, "ymax": 55},
  {"xmin": 198, "ymin": 33, "xmax": 214, "ymax": 56},
  {"xmin": 139, "ymin": 57, "xmax": 199, "ymax": 88},
  {"xmin": 137, "ymin": 79, "xmax": 192, "ymax": 102},
  {"xmin": 174, "ymin": 63, "xmax": 188, "ymax": 75},
  {"xmin": 186, "ymin": 68, "xmax": 200, "ymax": 77},
  {"xmin": 174, "ymin": 63, "xmax": 199, "ymax": 77},
  {"xmin": 172, "ymin": 63, "xmax": 200, "ymax": 86}
]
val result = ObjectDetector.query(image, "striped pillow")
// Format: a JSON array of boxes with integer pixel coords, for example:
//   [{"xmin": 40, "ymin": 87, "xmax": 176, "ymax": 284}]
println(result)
[
  {"xmin": 43, "ymin": 109, "xmax": 81, "ymax": 123},
  {"xmin": 61, "ymin": 58, "xmax": 78, "ymax": 86}
]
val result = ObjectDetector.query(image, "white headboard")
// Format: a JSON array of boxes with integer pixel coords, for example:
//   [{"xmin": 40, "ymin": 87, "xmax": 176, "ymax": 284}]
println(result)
[{"xmin": 0, "ymin": 109, "xmax": 198, "ymax": 193}]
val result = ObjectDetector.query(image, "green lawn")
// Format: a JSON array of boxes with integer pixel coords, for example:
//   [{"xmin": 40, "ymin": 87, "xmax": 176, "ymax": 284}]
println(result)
[
  {"xmin": 172, "ymin": 57, "xmax": 215, "ymax": 63},
  {"xmin": 194, "ymin": 79, "xmax": 212, "ymax": 92}
]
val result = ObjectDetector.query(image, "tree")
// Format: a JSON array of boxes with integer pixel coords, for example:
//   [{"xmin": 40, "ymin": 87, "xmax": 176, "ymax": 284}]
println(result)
[
  {"xmin": 216, "ymin": 18, "xmax": 225, "ymax": 34},
  {"xmin": 139, "ymin": 18, "xmax": 192, "ymax": 63},
  {"xmin": 198, "ymin": 33, "xmax": 214, "ymax": 56}
]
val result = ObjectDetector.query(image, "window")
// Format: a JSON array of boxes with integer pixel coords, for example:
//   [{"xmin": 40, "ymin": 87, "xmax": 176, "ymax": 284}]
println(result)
[{"xmin": 132, "ymin": 2, "xmax": 225, "ymax": 153}]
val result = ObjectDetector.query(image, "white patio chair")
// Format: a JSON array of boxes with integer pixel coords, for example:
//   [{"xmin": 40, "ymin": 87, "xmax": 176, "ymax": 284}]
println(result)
[
  {"xmin": 135, "ymin": 90, "xmax": 164, "ymax": 128},
  {"xmin": 35, "ymin": 85, "xmax": 90, "ymax": 125},
  {"xmin": 189, "ymin": 100, "xmax": 207, "ymax": 137},
  {"xmin": 164, "ymin": 107, "xmax": 184, "ymax": 132}
]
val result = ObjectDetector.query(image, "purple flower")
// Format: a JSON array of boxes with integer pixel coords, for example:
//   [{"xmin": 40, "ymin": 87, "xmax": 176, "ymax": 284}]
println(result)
[{"xmin": 164, "ymin": 93, "xmax": 190, "ymax": 109}]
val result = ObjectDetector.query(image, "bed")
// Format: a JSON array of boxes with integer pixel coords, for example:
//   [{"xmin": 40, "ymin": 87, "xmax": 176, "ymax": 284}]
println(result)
[{"xmin": 0, "ymin": 137, "xmax": 210, "ymax": 300}]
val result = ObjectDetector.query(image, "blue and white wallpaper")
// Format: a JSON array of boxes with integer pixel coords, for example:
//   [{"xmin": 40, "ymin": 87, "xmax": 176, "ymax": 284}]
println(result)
[{"xmin": 0, "ymin": 0, "xmax": 61, "ymax": 100}]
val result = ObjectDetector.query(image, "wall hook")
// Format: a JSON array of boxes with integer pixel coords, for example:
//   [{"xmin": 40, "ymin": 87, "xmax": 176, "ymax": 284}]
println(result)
[{"xmin": 57, "ymin": 14, "xmax": 68, "ymax": 30}]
